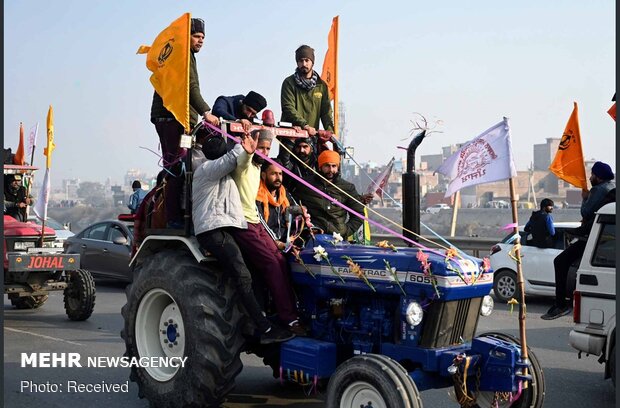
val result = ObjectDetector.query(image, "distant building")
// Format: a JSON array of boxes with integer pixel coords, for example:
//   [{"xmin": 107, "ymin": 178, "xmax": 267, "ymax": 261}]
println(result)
[{"xmin": 533, "ymin": 138, "xmax": 560, "ymax": 170}]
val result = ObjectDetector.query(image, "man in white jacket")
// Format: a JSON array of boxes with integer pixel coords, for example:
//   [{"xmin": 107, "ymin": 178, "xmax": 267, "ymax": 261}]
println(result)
[{"xmin": 192, "ymin": 132, "xmax": 294, "ymax": 344}]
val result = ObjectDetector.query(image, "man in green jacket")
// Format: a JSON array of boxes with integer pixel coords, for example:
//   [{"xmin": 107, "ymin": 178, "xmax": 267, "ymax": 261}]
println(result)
[
  {"xmin": 150, "ymin": 17, "xmax": 219, "ymax": 228},
  {"xmin": 293, "ymin": 150, "xmax": 365, "ymax": 238},
  {"xmin": 280, "ymin": 45, "xmax": 334, "ymax": 137}
]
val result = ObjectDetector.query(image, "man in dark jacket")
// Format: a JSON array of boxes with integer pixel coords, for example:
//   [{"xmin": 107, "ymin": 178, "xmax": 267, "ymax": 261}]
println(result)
[
  {"xmin": 4, "ymin": 174, "xmax": 34, "ymax": 222},
  {"xmin": 150, "ymin": 17, "xmax": 220, "ymax": 228},
  {"xmin": 277, "ymin": 136, "xmax": 319, "ymax": 197},
  {"xmin": 212, "ymin": 91, "xmax": 267, "ymax": 133},
  {"xmin": 524, "ymin": 198, "xmax": 555, "ymax": 248},
  {"xmin": 542, "ymin": 161, "xmax": 615, "ymax": 320},
  {"xmin": 294, "ymin": 150, "xmax": 364, "ymax": 238}
]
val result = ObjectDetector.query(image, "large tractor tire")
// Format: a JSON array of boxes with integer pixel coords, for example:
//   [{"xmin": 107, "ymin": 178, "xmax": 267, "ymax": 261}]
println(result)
[
  {"xmin": 63, "ymin": 269, "xmax": 96, "ymax": 321},
  {"xmin": 326, "ymin": 354, "xmax": 423, "ymax": 408},
  {"xmin": 11, "ymin": 294, "xmax": 49, "ymax": 309},
  {"xmin": 121, "ymin": 250, "xmax": 245, "ymax": 408},
  {"xmin": 458, "ymin": 332, "xmax": 545, "ymax": 408}
]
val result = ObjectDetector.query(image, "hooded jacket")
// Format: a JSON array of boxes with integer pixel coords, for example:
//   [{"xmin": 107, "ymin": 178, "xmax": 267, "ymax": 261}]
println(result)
[{"xmin": 192, "ymin": 144, "xmax": 249, "ymax": 234}]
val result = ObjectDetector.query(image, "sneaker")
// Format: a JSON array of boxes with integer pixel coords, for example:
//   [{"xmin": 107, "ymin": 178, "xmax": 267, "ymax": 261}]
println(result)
[
  {"xmin": 541, "ymin": 306, "xmax": 572, "ymax": 320},
  {"xmin": 288, "ymin": 320, "xmax": 309, "ymax": 337},
  {"xmin": 260, "ymin": 326, "xmax": 295, "ymax": 345}
]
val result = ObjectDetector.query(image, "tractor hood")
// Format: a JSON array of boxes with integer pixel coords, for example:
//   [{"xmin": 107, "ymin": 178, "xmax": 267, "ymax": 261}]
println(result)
[
  {"xmin": 292, "ymin": 234, "xmax": 493, "ymax": 301},
  {"xmin": 4, "ymin": 215, "xmax": 55, "ymax": 237}
]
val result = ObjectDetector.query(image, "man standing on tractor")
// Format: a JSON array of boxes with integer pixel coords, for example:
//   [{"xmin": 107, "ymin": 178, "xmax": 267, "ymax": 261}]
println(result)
[
  {"xmin": 4, "ymin": 174, "xmax": 34, "ymax": 222},
  {"xmin": 281, "ymin": 44, "xmax": 334, "ymax": 138},
  {"xmin": 212, "ymin": 91, "xmax": 267, "ymax": 133},
  {"xmin": 230, "ymin": 129, "xmax": 307, "ymax": 336},
  {"xmin": 192, "ymin": 132, "xmax": 294, "ymax": 344},
  {"xmin": 150, "ymin": 17, "xmax": 219, "ymax": 229}
]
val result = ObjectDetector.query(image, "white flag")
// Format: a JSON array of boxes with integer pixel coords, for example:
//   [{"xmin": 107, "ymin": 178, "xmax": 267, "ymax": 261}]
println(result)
[
  {"xmin": 27, "ymin": 123, "xmax": 39, "ymax": 157},
  {"xmin": 436, "ymin": 118, "xmax": 516, "ymax": 198},
  {"xmin": 366, "ymin": 157, "xmax": 395, "ymax": 206},
  {"xmin": 33, "ymin": 168, "xmax": 51, "ymax": 221}
]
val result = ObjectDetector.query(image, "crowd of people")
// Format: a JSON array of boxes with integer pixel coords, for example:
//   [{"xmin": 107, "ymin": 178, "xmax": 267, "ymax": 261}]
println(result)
[{"xmin": 143, "ymin": 18, "xmax": 369, "ymax": 343}]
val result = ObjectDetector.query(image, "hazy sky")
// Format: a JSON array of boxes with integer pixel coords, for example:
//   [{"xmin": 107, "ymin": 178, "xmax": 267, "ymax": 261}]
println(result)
[{"xmin": 4, "ymin": 0, "xmax": 615, "ymax": 187}]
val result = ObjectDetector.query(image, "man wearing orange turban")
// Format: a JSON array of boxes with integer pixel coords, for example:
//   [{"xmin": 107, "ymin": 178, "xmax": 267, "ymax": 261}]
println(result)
[{"xmin": 293, "ymin": 149, "xmax": 365, "ymax": 238}]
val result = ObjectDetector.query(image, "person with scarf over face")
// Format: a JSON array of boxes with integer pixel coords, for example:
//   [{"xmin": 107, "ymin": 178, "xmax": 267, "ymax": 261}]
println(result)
[
  {"xmin": 230, "ymin": 129, "xmax": 307, "ymax": 336},
  {"xmin": 192, "ymin": 133, "xmax": 294, "ymax": 345}
]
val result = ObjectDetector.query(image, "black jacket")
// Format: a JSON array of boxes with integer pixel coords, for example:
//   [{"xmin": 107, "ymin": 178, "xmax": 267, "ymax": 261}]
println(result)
[
  {"xmin": 293, "ymin": 173, "xmax": 364, "ymax": 238},
  {"xmin": 524, "ymin": 210, "xmax": 554, "ymax": 248}
]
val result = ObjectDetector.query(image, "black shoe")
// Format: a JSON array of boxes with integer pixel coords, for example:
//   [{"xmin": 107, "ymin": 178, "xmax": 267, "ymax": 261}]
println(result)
[
  {"xmin": 288, "ymin": 320, "xmax": 309, "ymax": 336},
  {"xmin": 541, "ymin": 306, "xmax": 572, "ymax": 320},
  {"xmin": 260, "ymin": 326, "xmax": 295, "ymax": 344}
]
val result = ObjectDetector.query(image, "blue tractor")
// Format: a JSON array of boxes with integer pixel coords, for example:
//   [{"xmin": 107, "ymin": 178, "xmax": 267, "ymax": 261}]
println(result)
[{"xmin": 121, "ymin": 122, "xmax": 545, "ymax": 408}]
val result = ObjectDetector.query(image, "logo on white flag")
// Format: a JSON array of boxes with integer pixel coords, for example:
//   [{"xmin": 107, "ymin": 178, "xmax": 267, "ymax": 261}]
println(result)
[
  {"xmin": 456, "ymin": 139, "xmax": 498, "ymax": 183},
  {"xmin": 436, "ymin": 118, "xmax": 516, "ymax": 198}
]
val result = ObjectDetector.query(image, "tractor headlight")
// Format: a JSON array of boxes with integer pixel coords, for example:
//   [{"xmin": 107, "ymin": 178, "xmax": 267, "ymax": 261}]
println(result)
[
  {"xmin": 405, "ymin": 301, "xmax": 424, "ymax": 327},
  {"xmin": 480, "ymin": 295, "xmax": 494, "ymax": 316}
]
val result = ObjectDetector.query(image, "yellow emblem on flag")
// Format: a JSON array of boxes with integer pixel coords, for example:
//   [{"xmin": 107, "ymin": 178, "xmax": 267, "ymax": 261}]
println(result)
[{"xmin": 549, "ymin": 102, "xmax": 588, "ymax": 190}]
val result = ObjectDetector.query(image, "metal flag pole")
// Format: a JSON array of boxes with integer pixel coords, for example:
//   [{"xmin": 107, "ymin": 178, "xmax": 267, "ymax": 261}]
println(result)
[{"xmin": 449, "ymin": 190, "xmax": 460, "ymax": 237}]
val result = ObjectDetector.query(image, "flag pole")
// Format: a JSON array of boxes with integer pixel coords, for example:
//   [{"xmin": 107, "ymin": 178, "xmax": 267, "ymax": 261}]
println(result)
[
  {"xmin": 509, "ymin": 176, "xmax": 530, "ymax": 386},
  {"xmin": 449, "ymin": 190, "xmax": 460, "ymax": 237}
]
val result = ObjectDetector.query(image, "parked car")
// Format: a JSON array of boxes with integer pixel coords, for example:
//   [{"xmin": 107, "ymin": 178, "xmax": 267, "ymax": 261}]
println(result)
[
  {"xmin": 489, "ymin": 221, "xmax": 580, "ymax": 302},
  {"xmin": 27, "ymin": 216, "xmax": 74, "ymax": 248},
  {"xmin": 426, "ymin": 203, "xmax": 451, "ymax": 214},
  {"xmin": 63, "ymin": 220, "xmax": 133, "ymax": 282},
  {"xmin": 569, "ymin": 203, "xmax": 616, "ymax": 386}
]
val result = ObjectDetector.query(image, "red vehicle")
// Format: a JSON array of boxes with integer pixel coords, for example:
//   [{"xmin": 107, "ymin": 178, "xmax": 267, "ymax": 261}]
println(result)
[{"xmin": 4, "ymin": 165, "xmax": 95, "ymax": 320}]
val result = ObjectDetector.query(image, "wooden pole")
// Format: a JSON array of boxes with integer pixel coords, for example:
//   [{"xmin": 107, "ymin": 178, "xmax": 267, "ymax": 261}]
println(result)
[
  {"xmin": 509, "ymin": 177, "xmax": 529, "ymax": 386},
  {"xmin": 449, "ymin": 190, "xmax": 460, "ymax": 237}
]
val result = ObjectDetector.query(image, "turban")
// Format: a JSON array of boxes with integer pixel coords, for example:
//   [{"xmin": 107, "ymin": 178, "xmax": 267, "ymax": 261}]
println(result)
[{"xmin": 318, "ymin": 150, "xmax": 340, "ymax": 168}]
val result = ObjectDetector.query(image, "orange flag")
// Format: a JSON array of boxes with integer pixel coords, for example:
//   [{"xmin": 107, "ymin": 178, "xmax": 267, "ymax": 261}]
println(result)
[
  {"xmin": 321, "ymin": 16, "xmax": 339, "ymax": 137},
  {"xmin": 13, "ymin": 122, "xmax": 26, "ymax": 165},
  {"xmin": 549, "ymin": 102, "xmax": 588, "ymax": 190},
  {"xmin": 608, "ymin": 102, "xmax": 616, "ymax": 121},
  {"xmin": 137, "ymin": 13, "xmax": 191, "ymax": 132}
]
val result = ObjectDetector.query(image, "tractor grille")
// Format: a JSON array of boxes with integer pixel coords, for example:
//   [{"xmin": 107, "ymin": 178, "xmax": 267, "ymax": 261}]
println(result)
[{"xmin": 419, "ymin": 297, "xmax": 482, "ymax": 348}]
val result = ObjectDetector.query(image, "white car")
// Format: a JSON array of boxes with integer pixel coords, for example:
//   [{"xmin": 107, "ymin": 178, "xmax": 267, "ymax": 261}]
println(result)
[
  {"xmin": 27, "ymin": 216, "xmax": 75, "ymax": 248},
  {"xmin": 426, "ymin": 203, "xmax": 451, "ymax": 214},
  {"xmin": 489, "ymin": 221, "xmax": 580, "ymax": 302}
]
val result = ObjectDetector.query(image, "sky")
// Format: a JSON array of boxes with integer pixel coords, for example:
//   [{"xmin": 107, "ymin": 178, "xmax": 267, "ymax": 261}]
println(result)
[{"xmin": 4, "ymin": 0, "xmax": 616, "ymax": 188}]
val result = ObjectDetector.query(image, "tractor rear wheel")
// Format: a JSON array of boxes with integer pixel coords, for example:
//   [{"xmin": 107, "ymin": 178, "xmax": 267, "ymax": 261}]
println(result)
[{"xmin": 121, "ymin": 250, "xmax": 245, "ymax": 407}]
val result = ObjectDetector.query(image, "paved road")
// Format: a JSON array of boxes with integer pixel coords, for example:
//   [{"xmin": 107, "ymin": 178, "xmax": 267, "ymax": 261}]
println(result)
[{"xmin": 3, "ymin": 282, "xmax": 615, "ymax": 408}]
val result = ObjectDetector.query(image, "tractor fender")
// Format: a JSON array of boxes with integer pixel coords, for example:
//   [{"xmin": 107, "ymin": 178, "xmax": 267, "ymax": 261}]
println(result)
[{"xmin": 130, "ymin": 235, "xmax": 214, "ymax": 267}]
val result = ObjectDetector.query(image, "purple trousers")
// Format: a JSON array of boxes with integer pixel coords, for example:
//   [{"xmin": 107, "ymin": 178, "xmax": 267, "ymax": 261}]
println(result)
[
  {"xmin": 230, "ymin": 222, "xmax": 298, "ymax": 324},
  {"xmin": 154, "ymin": 121, "xmax": 185, "ymax": 224}
]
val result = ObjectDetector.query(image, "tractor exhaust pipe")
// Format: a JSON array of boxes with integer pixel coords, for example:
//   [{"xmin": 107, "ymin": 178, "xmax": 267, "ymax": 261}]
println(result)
[{"xmin": 402, "ymin": 130, "xmax": 426, "ymax": 244}]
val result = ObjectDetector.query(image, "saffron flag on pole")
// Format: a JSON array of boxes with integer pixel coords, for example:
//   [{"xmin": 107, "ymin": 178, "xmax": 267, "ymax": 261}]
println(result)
[
  {"xmin": 436, "ymin": 118, "xmax": 517, "ymax": 198},
  {"xmin": 366, "ymin": 157, "xmax": 395, "ymax": 206},
  {"xmin": 549, "ymin": 102, "xmax": 587, "ymax": 190},
  {"xmin": 321, "ymin": 15, "xmax": 339, "ymax": 137},
  {"xmin": 13, "ymin": 123, "xmax": 26, "ymax": 165},
  {"xmin": 33, "ymin": 106, "xmax": 55, "ymax": 221},
  {"xmin": 137, "ymin": 13, "xmax": 191, "ymax": 132}
]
